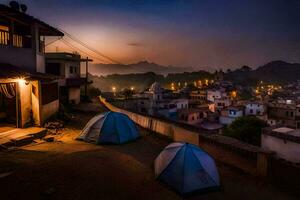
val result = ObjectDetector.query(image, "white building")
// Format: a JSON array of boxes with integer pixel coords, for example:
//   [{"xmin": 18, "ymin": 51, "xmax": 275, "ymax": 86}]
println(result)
[
  {"xmin": 0, "ymin": 3, "xmax": 63, "ymax": 127},
  {"xmin": 219, "ymin": 106, "xmax": 244, "ymax": 125},
  {"xmin": 262, "ymin": 127, "xmax": 300, "ymax": 163},
  {"xmin": 45, "ymin": 52, "xmax": 91, "ymax": 105},
  {"xmin": 214, "ymin": 97, "xmax": 232, "ymax": 112},
  {"xmin": 245, "ymin": 102, "xmax": 265, "ymax": 116},
  {"xmin": 207, "ymin": 89, "xmax": 227, "ymax": 102}
]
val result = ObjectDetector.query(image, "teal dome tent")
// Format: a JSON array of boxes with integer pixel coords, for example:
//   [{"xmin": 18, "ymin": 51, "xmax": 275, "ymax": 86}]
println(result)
[
  {"xmin": 78, "ymin": 111, "xmax": 140, "ymax": 144},
  {"xmin": 154, "ymin": 142, "xmax": 220, "ymax": 194}
]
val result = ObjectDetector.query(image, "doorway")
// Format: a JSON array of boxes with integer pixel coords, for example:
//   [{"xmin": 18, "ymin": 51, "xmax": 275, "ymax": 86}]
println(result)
[{"xmin": 0, "ymin": 83, "xmax": 17, "ymax": 129}]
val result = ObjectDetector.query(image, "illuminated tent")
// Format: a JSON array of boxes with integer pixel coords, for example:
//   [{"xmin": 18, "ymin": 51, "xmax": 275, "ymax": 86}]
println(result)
[
  {"xmin": 154, "ymin": 142, "xmax": 220, "ymax": 194},
  {"xmin": 78, "ymin": 111, "xmax": 140, "ymax": 144}
]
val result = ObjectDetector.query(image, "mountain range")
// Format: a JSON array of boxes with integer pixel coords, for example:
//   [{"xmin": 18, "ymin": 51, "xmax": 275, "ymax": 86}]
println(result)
[
  {"xmin": 89, "ymin": 61, "xmax": 194, "ymax": 76},
  {"xmin": 89, "ymin": 60, "xmax": 300, "ymax": 92}
]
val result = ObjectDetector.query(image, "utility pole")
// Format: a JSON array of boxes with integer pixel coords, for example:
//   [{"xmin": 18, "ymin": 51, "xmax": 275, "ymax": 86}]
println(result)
[{"xmin": 85, "ymin": 56, "xmax": 88, "ymax": 98}]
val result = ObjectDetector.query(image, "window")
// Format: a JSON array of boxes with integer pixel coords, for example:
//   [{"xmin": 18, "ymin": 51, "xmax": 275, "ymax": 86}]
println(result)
[
  {"xmin": 230, "ymin": 110, "xmax": 236, "ymax": 115},
  {"xmin": 291, "ymin": 112, "xmax": 294, "ymax": 117},
  {"xmin": 250, "ymin": 109, "xmax": 253, "ymax": 114},
  {"xmin": 0, "ymin": 25, "xmax": 9, "ymax": 45},
  {"xmin": 70, "ymin": 66, "xmax": 74, "ymax": 74},
  {"xmin": 286, "ymin": 111, "xmax": 289, "ymax": 117}
]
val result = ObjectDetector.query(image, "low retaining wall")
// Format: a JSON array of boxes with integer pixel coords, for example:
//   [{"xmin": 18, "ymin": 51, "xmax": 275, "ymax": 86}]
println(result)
[{"xmin": 100, "ymin": 97, "xmax": 271, "ymax": 177}]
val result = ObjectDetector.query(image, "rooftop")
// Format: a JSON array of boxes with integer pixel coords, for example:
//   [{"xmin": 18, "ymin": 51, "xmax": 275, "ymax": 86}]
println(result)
[
  {"xmin": 46, "ymin": 52, "xmax": 93, "ymax": 62},
  {"xmin": 264, "ymin": 127, "xmax": 300, "ymax": 143},
  {"xmin": 0, "ymin": 4, "xmax": 63, "ymax": 36},
  {"xmin": 0, "ymin": 108, "xmax": 295, "ymax": 199}
]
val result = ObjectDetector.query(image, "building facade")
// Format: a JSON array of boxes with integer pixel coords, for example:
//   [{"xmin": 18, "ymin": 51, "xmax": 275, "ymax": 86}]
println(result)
[
  {"xmin": 45, "ymin": 52, "xmax": 88, "ymax": 105},
  {"xmin": 0, "ymin": 4, "xmax": 63, "ymax": 127}
]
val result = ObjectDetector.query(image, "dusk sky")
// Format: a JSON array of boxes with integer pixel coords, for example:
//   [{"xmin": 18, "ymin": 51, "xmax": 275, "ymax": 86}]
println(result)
[{"xmin": 7, "ymin": 0, "xmax": 300, "ymax": 70}]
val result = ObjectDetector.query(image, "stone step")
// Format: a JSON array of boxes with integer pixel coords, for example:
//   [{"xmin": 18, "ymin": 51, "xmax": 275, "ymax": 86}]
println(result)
[{"xmin": 0, "ymin": 127, "xmax": 47, "ymax": 149}]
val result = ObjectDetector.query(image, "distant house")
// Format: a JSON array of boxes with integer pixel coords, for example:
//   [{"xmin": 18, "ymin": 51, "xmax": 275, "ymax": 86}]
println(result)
[
  {"xmin": 245, "ymin": 102, "xmax": 265, "ymax": 116},
  {"xmin": 0, "ymin": 3, "xmax": 63, "ymax": 127},
  {"xmin": 45, "ymin": 52, "xmax": 91, "ymax": 105},
  {"xmin": 207, "ymin": 88, "xmax": 227, "ymax": 102},
  {"xmin": 219, "ymin": 106, "xmax": 244, "ymax": 125},
  {"xmin": 214, "ymin": 96, "xmax": 232, "ymax": 112},
  {"xmin": 177, "ymin": 108, "xmax": 207, "ymax": 125},
  {"xmin": 267, "ymin": 102, "xmax": 300, "ymax": 129},
  {"xmin": 189, "ymin": 90, "xmax": 207, "ymax": 106},
  {"xmin": 262, "ymin": 127, "xmax": 300, "ymax": 163}
]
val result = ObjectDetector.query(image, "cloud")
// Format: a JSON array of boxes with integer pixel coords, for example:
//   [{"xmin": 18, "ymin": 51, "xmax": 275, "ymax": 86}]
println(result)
[{"xmin": 127, "ymin": 42, "xmax": 144, "ymax": 47}]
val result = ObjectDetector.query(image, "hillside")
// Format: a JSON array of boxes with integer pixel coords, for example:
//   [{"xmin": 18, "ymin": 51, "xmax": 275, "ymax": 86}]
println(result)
[
  {"xmin": 90, "ymin": 60, "xmax": 300, "ymax": 92},
  {"xmin": 89, "ymin": 61, "xmax": 194, "ymax": 76},
  {"xmin": 225, "ymin": 60, "xmax": 300, "ymax": 85}
]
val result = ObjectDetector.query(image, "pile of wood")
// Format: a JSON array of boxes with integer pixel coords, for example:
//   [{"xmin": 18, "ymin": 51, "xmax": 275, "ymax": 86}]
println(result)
[{"xmin": 44, "ymin": 120, "xmax": 64, "ymax": 135}]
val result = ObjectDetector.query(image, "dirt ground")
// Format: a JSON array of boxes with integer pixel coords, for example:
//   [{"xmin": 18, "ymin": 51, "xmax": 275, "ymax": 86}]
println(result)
[{"xmin": 0, "ymin": 104, "xmax": 298, "ymax": 200}]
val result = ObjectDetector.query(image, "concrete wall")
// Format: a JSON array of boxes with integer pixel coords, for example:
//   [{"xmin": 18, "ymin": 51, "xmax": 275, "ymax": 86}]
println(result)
[
  {"xmin": 31, "ymin": 81, "xmax": 41, "ymax": 126},
  {"xmin": 36, "ymin": 53, "xmax": 45, "ymax": 73},
  {"xmin": 19, "ymin": 81, "xmax": 32, "ymax": 127},
  {"xmin": 99, "ymin": 96, "xmax": 272, "ymax": 177},
  {"xmin": 41, "ymin": 99, "xmax": 59, "ymax": 124},
  {"xmin": 0, "ymin": 46, "xmax": 36, "ymax": 72},
  {"xmin": 262, "ymin": 134, "xmax": 300, "ymax": 163}
]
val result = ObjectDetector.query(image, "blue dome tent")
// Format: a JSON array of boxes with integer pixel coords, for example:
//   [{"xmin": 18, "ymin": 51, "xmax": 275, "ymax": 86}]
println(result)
[
  {"xmin": 154, "ymin": 142, "xmax": 220, "ymax": 194},
  {"xmin": 78, "ymin": 111, "xmax": 140, "ymax": 144}
]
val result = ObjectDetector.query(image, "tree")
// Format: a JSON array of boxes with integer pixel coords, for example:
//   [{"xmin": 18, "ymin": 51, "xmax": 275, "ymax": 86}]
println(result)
[
  {"xmin": 223, "ymin": 116, "xmax": 267, "ymax": 146},
  {"xmin": 121, "ymin": 88, "xmax": 134, "ymax": 99}
]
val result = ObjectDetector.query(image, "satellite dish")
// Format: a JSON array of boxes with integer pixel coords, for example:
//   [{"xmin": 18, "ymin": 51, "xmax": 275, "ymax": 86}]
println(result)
[
  {"xmin": 9, "ymin": 1, "xmax": 20, "ymax": 11},
  {"xmin": 20, "ymin": 4, "xmax": 27, "ymax": 13}
]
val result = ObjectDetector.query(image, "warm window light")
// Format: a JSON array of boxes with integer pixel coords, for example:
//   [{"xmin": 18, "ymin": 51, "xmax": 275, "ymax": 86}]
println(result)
[
  {"xmin": 130, "ymin": 87, "xmax": 134, "ymax": 91},
  {"xmin": 112, "ymin": 87, "xmax": 116, "ymax": 91}
]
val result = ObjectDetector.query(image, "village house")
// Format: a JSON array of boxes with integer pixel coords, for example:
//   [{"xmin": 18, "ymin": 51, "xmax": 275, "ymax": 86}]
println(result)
[
  {"xmin": 213, "ymin": 96, "xmax": 232, "ymax": 112},
  {"xmin": 177, "ymin": 108, "xmax": 208, "ymax": 125},
  {"xmin": 219, "ymin": 106, "xmax": 244, "ymax": 125},
  {"xmin": 245, "ymin": 101, "xmax": 266, "ymax": 119},
  {"xmin": 206, "ymin": 88, "xmax": 227, "ymax": 102},
  {"xmin": 267, "ymin": 102, "xmax": 300, "ymax": 129},
  {"xmin": 189, "ymin": 89, "xmax": 207, "ymax": 106},
  {"xmin": 45, "ymin": 52, "xmax": 92, "ymax": 105},
  {"xmin": 0, "ymin": 3, "xmax": 64, "ymax": 127}
]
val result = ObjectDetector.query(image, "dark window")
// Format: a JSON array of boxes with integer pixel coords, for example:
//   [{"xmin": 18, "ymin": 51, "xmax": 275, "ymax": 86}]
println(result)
[
  {"xmin": 41, "ymin": 82, "xmax": 58, "ymax": 105},
  {"xmin": 250, "ymin": 109, "xmax": 253, "ymax": 114},
  {"xmin": 70, "ymin": 67, "xmax": 74, "ymax": 74},
  {"xmin": 286, "ymin": 111, "xmax": 289, "ymax": 117},
  {"xmin": 291, "ymin": 112, "xmax": 294, "ymax": 117},
  {"xmin": 46, "ymin": 63, "xmax": 60, "ymax": 75}
]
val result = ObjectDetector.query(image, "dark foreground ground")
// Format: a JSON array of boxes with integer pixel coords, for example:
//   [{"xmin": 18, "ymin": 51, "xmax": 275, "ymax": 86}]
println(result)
[{"xmin": 0, "ymin": 104, "xmax": 298, "ymax": 200}]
